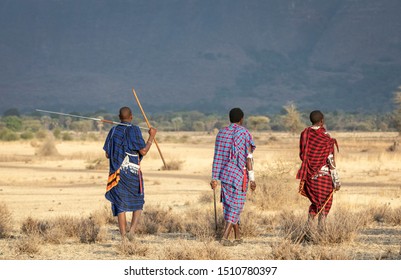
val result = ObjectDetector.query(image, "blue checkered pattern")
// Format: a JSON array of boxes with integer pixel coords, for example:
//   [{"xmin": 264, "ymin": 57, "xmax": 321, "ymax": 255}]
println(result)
[
  {"xmin": 212, "ymin": 123, "xmax": 255, "ymax": 224},
  {"xmin": 212, "ymin": 123, "xmax": 255, "ymax": 189},
  {"xmin": 221, "ymin": 182, "xmax": 246, "ymax": 224},
  {"xmin": 103, "ymin": 123, "xmax": 146, "ymax": 216}
]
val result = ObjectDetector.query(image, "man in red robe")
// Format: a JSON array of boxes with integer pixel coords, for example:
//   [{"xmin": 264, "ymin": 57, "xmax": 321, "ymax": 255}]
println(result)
[{"xmin": 296, "ymin": 110, "xmax": 341, "ymax": 228}]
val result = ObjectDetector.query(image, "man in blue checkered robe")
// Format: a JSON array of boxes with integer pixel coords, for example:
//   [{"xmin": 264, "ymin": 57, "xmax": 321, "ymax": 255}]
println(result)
[
  {"xmin": 104, "ymin": 107, "xmax": 156, "ymax": 239},
  {"xmin": 211, "ymin": 108, "xmax": 256, "ymax": 246}
]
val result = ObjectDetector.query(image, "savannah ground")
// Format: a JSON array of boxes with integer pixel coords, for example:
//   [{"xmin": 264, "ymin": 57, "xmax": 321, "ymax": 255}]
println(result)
[{"xmin": 0, "ymin": 131, "xmax": 400, "ymax": 260}]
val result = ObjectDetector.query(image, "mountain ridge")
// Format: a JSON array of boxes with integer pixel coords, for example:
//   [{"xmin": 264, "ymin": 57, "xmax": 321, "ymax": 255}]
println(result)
[{"xmin": 1, "ymin": 0, "xmax": 401, "ymax": 114}]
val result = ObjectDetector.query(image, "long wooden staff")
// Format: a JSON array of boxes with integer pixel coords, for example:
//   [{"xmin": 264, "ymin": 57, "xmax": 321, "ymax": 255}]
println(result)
[
  {"xmin": 132, "ymin": 87, "xmax": 167, "ymax": 169},
  {"xmin": 213, "ymin": 188, "xmax": 218, "ymax": 233}
]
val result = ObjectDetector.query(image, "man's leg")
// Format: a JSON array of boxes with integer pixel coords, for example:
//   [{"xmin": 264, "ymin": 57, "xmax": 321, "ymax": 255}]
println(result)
[
  {"xmin": 129, "ymin": 210, "xmax": 142, "ymax": 233},
  {"xmin": 233, "ymin": 223, "xmax": 240, "ymax": 240},
  {"xmin": 117, "ymin": 212, "xmax": 127, "ymax": 237},
  {"xmin": 233, "ymin": 223, "xmax": 243, "ymax": 245},
  {"xmin": 222, "ymin": 222, "xmax": 233, "ymax": 242},
  {"xmin": 318, "ymin": 213, "xmax": 327, "ymax": 230}
]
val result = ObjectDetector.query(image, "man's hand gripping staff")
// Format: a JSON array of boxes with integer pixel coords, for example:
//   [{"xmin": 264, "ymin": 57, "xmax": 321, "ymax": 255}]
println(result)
[{"xmin": 246, "ymin": 147, "xmax": 256, "ymax": 191}]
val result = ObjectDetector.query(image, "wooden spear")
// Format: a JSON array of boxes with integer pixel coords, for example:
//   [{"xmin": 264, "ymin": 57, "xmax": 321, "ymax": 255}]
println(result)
[{"xmin": 132, "ymin": 87, "xmax": 167, "ymax": 169}]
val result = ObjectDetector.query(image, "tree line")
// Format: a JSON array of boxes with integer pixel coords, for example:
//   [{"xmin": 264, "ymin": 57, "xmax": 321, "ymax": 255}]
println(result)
[{"xmin": 1, "ymin": 99, "xmax": 401, "ymax": 141}]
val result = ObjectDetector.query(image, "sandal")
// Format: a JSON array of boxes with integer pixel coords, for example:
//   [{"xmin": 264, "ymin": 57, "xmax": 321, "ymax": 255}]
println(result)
[
  {"xmin": 220, "ymin": 239, "xmax": 234, "ymax": 246},
  {"xmin": 233, "ymin": 239, "xmax": 243, "ymax": 245}
]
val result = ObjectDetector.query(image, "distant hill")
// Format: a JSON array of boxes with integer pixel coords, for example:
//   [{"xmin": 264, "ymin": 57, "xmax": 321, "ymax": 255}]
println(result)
[{"xmin": 1, "ymin": 0, "xmax": 401, "ymax": 115}]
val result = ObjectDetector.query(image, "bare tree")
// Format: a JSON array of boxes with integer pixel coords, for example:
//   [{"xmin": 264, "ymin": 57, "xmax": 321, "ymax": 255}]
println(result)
[{"xmin": 282, "ymin": 102, "xmax": 305, "ymax": 134}]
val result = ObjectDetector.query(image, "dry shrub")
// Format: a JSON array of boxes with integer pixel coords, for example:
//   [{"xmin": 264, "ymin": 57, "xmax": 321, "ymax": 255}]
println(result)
[
  {"xmin": 0, "ymin": 203, "xmax": 13, "ymax": 238},
  {"xmin": 21, "ymin": 215, "xmax": 107, "ymax": 244},
  {"xmin": 198, "ymin": 192, "xmax": 213, "ymax": 204},
  {"xmin": 161, "ymin": 160, "xmax": 184, "ymax": 170},
  {"xmin": 118, "ymin": 240, "xmax": 149, "ymax": 257},
  {"xmin": 279, "ymin": 209, "xmax": 364, "ymax": 245},
  {"xmin": 369, "ymin": 204, "xmax": 390, "ymax": 223},
  {"xmin": 161, "ymin": 240, "xmax": 224, "ymax": 260},
  {"xmin": 21, "ymin": 216, "xmax": 78, "ymax": 244},
  {"xmin": 184, "ymin": 209, "xmax": 224, "ymax": 240},
  {"xmin": 78, "ymin": 217, "xmax": 102, "ymax": 243},
  {"xmin": 385, "ymin": 207, "xmax": 401, "ymax": 225},
  {"xmin": 15, "ymin": 235, "xmax": 42, "ymax": 255},
  {"xmin": 90, "ymin": 206, "xmax": 116, "ymax": 227},
  {"xmin": 54, "ymin": 216, "xmax": 80, "ymax": 238},
  {"xmin": 21, "ymin": 217, "xmax": 50, "ymax": 236},
  {"xmin": 368, "ymin": 204, "xmax": 401, "ymax": 225},
  {"xmin": 36, "ymin": 135, "xmax": 60, "ymax": 156},
  {"xmin": 316, "ymin": 210, "xmax": 365, "ymax": 244},
  {"xmin": 137, "ymin": 205, "xmax": 185, "ymax": 235},
  {"xmin": 239, "ymin": 209, "xmax": 274, "ymax": 238},
  {"xmin": 376, "ymin": 248, "xmax": 401, "ymax": 260},
  {"xmin": 249, "ymin": 165, "xmax": 304, "ymax": 211},
  {"xmin": 86, "ymin": 158, "xmax": 108, "ymax": 170},
  {"xmin": 270, "ymin": 239, "xmax": 351, "ymax": 260}
]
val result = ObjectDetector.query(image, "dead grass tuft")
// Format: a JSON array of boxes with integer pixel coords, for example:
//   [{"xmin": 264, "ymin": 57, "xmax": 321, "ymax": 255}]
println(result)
[
  {"xmin": 21, "ymin": 214, "xmax": 107, "ymax": 244},
  {"xmin": 118, "ymin": 240, "xmax": 149, "ymax": 257},
  {"xmin": 90, "ymin": 206, "xmax": 116, "ymax": 227},
  {"xmin": 86, "ymin": 158, "xmax": 108, "ymax": 170},
  {"xmin": 198, "ymin": 192, "xmax": 213, "ymax": 204},
  {"xmin": 36, "ymin": 135, "xmax": 60, "ymax": 157},
  {"xmin": 161, "ymin": 240, "xmax": 224, "ymax": 260},
  {"xmin": 78, "ymin": 217, "xmax": 103, "ymax": 243},
  {"xmin": 161, "ymin": 160, "xmax": 184, "ymax": 170},
  {"xmin": 368, "ymin": 204, "xmax": 401, "ymax": 225},
  {"xmin": 15, "ymin": 234, "xmax": 42, "ymax": 255},
  {"xmin": 270, "ymin": 239, "xmax": 352, "ymax": 260},
  {"xmin": 137, "ymin": 205, "xmax": 185, "ymax": 235},
  {"xmin": 0, "ymin": 203, "xmax": 13, "ymax": 238},
  {"xmin": 279, "ymin": 209, "xmax": 364, "ymax": 245},
  {"xmin": 21, "ymin": 217, "xmax": 50, "ymax": 236},
  {"xmin": 249, "ymin": 166, "xmax": 304, "ymax": 211}
]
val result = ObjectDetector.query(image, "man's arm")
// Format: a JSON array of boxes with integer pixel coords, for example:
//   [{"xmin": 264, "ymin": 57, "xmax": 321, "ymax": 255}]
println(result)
[
  {"xmin": 246, "ymin": 145, "xmax": 256, "ymax": 191},
  {"xmin": 210, "ymin": 136, "xmax": 222, "ymax": 189},
  {"xmin": 139, "ymin": 127, "xmax": 157, "ymax": 156}
]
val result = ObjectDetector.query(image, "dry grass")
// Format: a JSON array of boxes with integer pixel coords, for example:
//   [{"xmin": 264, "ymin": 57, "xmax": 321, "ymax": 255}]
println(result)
[
  {"xmin": 270, "ymin": 239, "xmax": 352, "ymax": 260},
  {"xmin": 15, "ymin": 234, "xmax": 42, "ymax": 255},
  {"xmin": 249, "ymin": 164, "xmax": 304, "ymax": 211},
  {"xmin": 90, "ymin": 205, "xmax": 116, "ymax": 227},
  {"xmin": 161, "ymin": 159, "xmax": 184, "ymax": 170},
  {"xmin": 36, "ymin": 135, "xmax": 60, "ymax": 157},
  {"xmin": 20, "ymin": 214, "xmax": 106, "ymax": 244},
  {"xmin": 161, "ymin": 240, "xmax": 224, "ymax": 260},
  {"xmin": 368, "ymin": 204, "xmax": 401, "ymax": 225},
  {"xmin": 198, "ymin": 192, "xmax": 213, "ymax": 204},
  {"xmin": 279, "ymin": 208, "xmax": 365, "ymax": 245},
  {"xmin": 86, "ymin": 157, "xmax": 108, "ymax": 170},
  {"xmin": 117, "ymin": 240, "xmax": 149, "ymax": 257},
  {"xmin": 137, "ymin": 205, "xmax": 185, "ymax": 234},
  {"xmin": 78, "ymin": 217, "xmax": 106, "ymax": 243},
  {"xmin": 0, "ymin": 203, "xmax": 13, "ymax": 238}
]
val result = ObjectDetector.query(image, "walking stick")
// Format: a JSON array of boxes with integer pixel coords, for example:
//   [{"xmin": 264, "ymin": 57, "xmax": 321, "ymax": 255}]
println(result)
[
  {"xmin": 132, "ymin": 87, "xmax": 167, "ymax": 169},
  {"xmin": 213, "ymin": 188, "xmax": 218, "ymax": 233}
]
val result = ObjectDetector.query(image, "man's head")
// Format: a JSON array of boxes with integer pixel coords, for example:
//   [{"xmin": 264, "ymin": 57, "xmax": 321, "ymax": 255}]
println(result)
[
  {"xmin": 119, "ymin": 107, "xmax": 133, "ymax": 122},
  {"xmin": 229, "ymin": 107, "xmax": 244, "ymax": 124},
  {"xmin": 309, "ymin": 110, "xmax": 324, "ymax": 125}
]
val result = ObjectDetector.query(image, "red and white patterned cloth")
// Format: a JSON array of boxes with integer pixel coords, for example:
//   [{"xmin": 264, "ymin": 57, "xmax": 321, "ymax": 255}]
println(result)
[{"xmin": 296, "ymin": 126, "xmax": 338, "ymax": 216}]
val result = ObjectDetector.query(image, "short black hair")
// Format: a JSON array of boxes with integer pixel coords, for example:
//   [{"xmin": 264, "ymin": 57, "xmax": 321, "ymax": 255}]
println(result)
[
  {"xmin": 229, "ymin": 108, "xmax": 244, "ymax": 123},
  {"xmin": 309, "ymin": 110, "xmax": 324, "ymax": 125},
  {"xmin": 119, "ymin": 107, "xmax": 132, "ymax": 120}
]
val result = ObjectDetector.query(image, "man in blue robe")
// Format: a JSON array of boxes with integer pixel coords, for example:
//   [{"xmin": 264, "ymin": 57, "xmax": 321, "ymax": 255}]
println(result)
[{"xmin": 103, "ymin": 107, "xmax": 156, "ymax": 239}]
